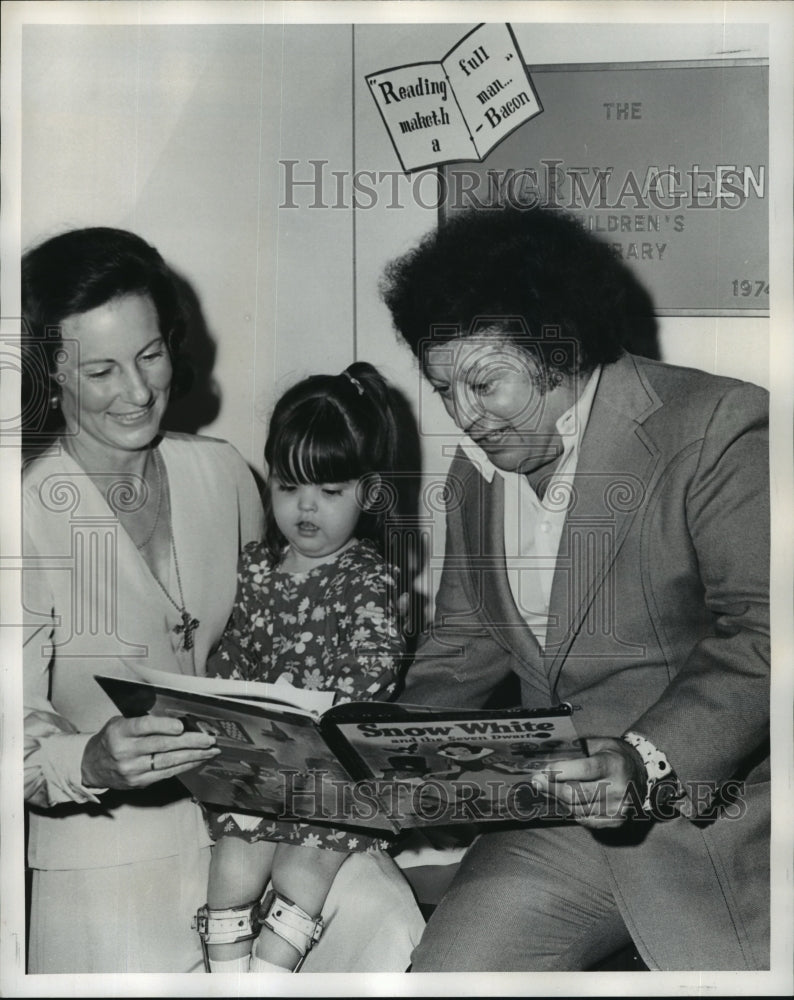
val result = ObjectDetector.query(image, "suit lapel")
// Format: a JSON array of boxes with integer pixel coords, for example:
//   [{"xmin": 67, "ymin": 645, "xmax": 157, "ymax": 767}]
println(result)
[{"xmin": 545, "ymin": 355, "xmax": 664, "ymax": 688}]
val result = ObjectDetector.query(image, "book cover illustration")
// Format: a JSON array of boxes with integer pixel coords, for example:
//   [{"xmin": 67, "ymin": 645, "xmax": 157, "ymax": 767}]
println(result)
[
  {"xmin": 366, "ymin": 22, "xmax": 542, "ymax": 172},
  {"xmin": 96, "ymin": 673, "xmax": 361, "ymax": 828},
  {"xmin": 325, "ymin": 701, "xmax": 586, "ymax": 827}
]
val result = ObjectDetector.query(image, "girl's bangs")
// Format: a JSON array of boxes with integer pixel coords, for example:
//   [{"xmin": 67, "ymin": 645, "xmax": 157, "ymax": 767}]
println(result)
[{"xmin": 271, "ymin": 420, "xmax": 362, "ymax": 485}]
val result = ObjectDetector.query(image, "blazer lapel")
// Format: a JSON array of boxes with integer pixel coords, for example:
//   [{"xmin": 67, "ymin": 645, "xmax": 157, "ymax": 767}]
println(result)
[{"xmin": 545, "ymin": 355, "xmax": 664, "ymax": 689}]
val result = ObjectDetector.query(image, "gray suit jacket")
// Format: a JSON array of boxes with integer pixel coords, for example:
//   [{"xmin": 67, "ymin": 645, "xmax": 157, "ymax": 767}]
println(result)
[{"xmin": 404, "ymin": 352, "xmax": 769, "ymax": 970}]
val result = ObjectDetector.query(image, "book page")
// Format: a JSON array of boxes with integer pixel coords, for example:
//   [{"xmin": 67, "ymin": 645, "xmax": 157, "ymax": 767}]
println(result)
[
  {"xmin": 366, "ymin": 61, "xmax": 474, "ymax": 172},
  {"xmin": 128, "ymin": 661, "xmax": 335, "ymax": 714},
  {"xmin": 442, "ymin": 22, "xmax": 542, "ymax": 160}
]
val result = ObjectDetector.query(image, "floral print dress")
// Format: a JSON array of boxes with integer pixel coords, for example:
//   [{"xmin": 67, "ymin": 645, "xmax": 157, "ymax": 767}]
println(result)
[{"xmin": 205, "ymin": 538, "xmax": 404, "ymax": 852}]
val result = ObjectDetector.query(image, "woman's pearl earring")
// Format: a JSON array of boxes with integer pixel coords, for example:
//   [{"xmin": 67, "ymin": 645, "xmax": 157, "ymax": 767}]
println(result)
[{"xmin": 50, "ymin": 372, "xmax": 65, "ymax": 409}]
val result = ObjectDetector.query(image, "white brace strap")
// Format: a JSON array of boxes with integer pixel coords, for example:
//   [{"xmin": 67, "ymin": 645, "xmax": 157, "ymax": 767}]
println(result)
[
  {"xmin": 259, "ymin": 889, "xmax": 324, "ymax": 959},
  {"xmin": 193, "ymin": 900, "xmax": 261, "ymax": 947}
]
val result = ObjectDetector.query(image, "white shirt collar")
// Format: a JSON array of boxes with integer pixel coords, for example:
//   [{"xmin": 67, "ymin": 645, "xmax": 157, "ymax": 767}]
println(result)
[{"xmin": 460, "ymin": 366, "xmax": 602, "ymax": 484}]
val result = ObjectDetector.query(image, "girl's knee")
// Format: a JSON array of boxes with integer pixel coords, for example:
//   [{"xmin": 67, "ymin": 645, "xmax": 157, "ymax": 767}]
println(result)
[
  {"xmin": 272, "ymin": 845, "xmax": 348, "ymax": 911},
  {"xmin": 274, "ymin": 843, "xmax": 346, "ymax": 879},
  {"xmin": 208, "ymin": 837, "xmax": 276, "ymax": 906}
]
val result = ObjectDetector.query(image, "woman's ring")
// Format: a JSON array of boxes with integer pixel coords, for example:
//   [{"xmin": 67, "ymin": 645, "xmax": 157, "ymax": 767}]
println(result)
[{"xmin": 150, "ymin": 753, "xmax": 156, "ymax": 771}]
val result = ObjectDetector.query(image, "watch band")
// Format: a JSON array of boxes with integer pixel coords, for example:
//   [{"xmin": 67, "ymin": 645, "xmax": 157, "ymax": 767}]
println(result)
[{"xmin": 622, "ymin": 730, "xmax": 683, "ymax": 813}]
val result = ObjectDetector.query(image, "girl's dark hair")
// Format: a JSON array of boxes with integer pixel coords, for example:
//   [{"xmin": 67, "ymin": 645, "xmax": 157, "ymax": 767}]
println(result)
[
  {"xmin": 21, "ymin": 227, "xmax": 190, "ymax": 452},
  {"xmin": 380, "ymin": 204, "xmax": 656, "ymax": 379},
  {"xmin": 262, "ymin": 362, "xmax": 400, "ymax": 566}
]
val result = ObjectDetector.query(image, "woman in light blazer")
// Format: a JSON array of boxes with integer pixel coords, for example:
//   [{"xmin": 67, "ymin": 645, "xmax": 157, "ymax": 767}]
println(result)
[{"xmin": 21, "ymin": 226, "xmax": 424, "ymax": 974}]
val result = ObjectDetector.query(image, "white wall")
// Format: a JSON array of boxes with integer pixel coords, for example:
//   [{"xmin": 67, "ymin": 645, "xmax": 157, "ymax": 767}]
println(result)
[{"xmin": 21, "ymin": 23, "xmax": 356, "ymax": 472}]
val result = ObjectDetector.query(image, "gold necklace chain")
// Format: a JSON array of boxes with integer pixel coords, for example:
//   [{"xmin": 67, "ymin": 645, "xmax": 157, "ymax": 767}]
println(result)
[
  {"xmin": 148, "ymin": 449, "xmax": 200, "ymax": 655},
  {"xmin": 134, "ymin": 450, "xmax": 163, "ymax": 550}
]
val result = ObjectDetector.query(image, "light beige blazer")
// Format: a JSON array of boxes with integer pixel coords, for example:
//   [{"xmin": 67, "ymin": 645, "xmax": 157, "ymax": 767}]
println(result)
[{"xmin": 404, "ymin": 352, "xmax": 770, "ymax": 970}]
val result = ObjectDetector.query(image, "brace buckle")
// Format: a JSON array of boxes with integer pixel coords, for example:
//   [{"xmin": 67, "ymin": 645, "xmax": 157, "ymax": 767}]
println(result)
[{"xmin": 193, "ymin": 900, "xmax": 263, "ymax": 945}]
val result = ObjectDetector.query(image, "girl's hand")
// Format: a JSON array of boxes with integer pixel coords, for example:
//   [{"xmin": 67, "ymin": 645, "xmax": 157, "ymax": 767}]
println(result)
[
  {"xmin": 529, "ymin": 737, "xmax": 647, "ymax": 829},
  {"xmin": 81, "ymin": 715, "xmax": 221, "ymax": 790}
]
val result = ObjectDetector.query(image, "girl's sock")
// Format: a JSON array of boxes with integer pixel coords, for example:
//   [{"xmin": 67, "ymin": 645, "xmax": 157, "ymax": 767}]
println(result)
[
  {"xmin": 250, "ymin": 953, "xmax": 294, "ymax": 973},
  {"xmin": 209, "ymin": 954, "xmax": 251, "ymax": 974}
]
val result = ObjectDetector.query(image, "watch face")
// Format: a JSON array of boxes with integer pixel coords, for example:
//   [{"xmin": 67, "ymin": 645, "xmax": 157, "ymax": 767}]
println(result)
[{"xmin": 649, "ymin": 776, "xmax": 686, "ymax": 820}]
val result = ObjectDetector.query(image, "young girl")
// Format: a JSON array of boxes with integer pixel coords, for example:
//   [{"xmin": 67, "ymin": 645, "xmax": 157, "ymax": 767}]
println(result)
[{"xmin": 200, "ymin": 362, "xmax": 407, "ymax": 974}]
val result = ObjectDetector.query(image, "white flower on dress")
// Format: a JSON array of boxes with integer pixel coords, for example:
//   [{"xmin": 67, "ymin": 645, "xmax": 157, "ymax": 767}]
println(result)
[
  {"xmin": 302, "ymin": 668, "xmax": 324, "ymax": 690},
  {"xmin": 357, "ymin": 601, "xmax": 386, "ymax": 622},
  {"xmin": 303, "ymin": 833, "xmax": 323, "ymax": 849},
  {"xmin": 336, "ymin": 676, "xmax": 355, "ymax": 696},
  {"xmin": 294, "ymin": 631, "xmax": 314, "ymax": 654}
]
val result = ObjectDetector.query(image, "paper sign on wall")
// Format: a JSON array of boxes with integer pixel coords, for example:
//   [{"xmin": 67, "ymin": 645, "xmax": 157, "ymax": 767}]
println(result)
[{"xmin": 366, "ymin": 23, "xmax": 542, "ymax": 173}]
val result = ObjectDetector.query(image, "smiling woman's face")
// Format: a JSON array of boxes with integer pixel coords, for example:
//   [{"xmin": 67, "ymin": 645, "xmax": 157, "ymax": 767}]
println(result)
[
  {"xmin": 423, "ymin": 334, "xmax": 571, "ymax": 475},
  {"xmin": 56, "ymin": 292, "xmax": 172, "ymax": 465}
]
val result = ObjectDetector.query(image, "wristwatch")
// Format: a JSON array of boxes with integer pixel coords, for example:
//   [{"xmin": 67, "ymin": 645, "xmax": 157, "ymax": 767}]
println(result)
[
  {"xmin": 622, "ymin": 730, "xmax": 685, "ymax": 816},
  {"xmin": 649, "ymin": 773, "xmax": 687, "ymax": 815}
]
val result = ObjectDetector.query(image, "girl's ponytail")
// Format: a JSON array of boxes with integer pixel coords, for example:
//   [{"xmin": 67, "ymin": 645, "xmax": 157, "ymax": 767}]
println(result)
[
  {"xmin": 340, "ymin": 361, "xmax": 399, "ymax": 473},
  {"xmin": 339, "ymin": 363, "xmax": 423, "ymax": 643}
]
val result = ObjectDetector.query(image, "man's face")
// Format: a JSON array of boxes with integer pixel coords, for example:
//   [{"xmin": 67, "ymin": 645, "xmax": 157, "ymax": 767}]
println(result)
[{"xmin": 423, "ymin": 333, "xmax": 569, "ymax": 475}]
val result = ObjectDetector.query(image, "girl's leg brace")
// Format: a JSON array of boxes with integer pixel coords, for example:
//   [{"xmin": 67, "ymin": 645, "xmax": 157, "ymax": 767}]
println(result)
[{"xmin": 194, "ymin": 890, "xmax": 323, "ymax": 972}]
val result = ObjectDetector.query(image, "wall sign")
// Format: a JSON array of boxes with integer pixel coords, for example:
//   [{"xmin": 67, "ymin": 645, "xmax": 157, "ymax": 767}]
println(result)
[
  {"xmin": 367, "ymin": 23, "xmax": 541, "ymax": 173},
  {"xmin": 441, "ymin": 60, "xmax": 768, "ymax": 316}
]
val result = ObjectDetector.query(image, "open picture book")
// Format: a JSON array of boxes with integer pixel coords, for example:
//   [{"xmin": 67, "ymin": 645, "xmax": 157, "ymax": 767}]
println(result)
[{"xmin": 97, "ymin": 667, "xmax": 587, "ymax": 834}]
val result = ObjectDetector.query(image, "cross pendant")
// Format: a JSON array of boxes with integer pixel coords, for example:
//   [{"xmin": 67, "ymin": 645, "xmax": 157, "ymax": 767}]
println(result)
[{"xmin": 174, "ymin": 609, "xmax": 200, "ymax": 651}]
